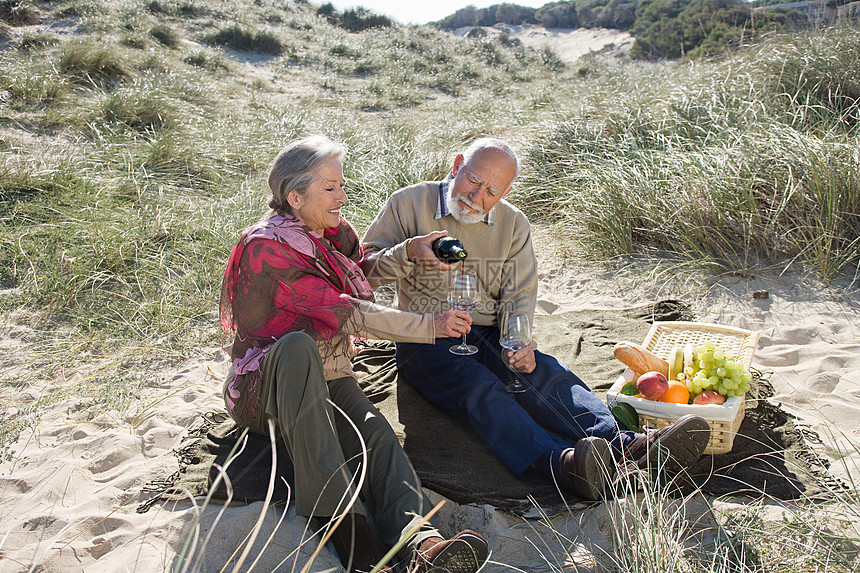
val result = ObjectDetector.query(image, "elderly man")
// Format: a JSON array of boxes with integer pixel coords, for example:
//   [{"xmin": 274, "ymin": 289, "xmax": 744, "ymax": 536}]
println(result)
[{"xmin": 360, "ymin": 138, "xmax": 709, "ymax": 499}]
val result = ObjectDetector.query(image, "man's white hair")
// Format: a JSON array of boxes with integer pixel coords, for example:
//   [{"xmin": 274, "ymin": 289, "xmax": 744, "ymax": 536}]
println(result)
[{"xmin": 461, "ymin": 138, "xmax": 520, "ymax": 185}]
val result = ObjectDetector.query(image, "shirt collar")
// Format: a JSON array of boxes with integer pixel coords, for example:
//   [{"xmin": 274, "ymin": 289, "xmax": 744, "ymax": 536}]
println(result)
[{"xmin": 436, "ymin": 181, "xmax": 494, "ymax": 225}]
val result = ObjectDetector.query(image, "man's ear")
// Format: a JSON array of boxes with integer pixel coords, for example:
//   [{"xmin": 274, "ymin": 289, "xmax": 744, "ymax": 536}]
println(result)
[{"xmin": 451, "ymin": 154, "xmax": 465, "ymax": 177}]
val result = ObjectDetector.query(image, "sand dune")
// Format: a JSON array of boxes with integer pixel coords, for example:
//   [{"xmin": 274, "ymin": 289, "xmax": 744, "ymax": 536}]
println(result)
[
  {"xmin": 501, "ymin": 25, "xmax": 634, "ymax": 62},
  {"xmin": 1, "ymin": 258, "xmax": 858, "ymax": 571}
]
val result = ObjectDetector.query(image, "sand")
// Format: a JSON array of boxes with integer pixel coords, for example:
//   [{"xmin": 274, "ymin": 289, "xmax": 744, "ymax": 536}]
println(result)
[
  {"xmin": 500, "ymin": 25, "xmax": 634, "ymax": 62},
  {"xmin": 1, "ymin": 253, "xmax": 859, "ymax": 572},
  {"xmin": 454, "ymin": 25, "xmax": 634, "ymax": 63}
]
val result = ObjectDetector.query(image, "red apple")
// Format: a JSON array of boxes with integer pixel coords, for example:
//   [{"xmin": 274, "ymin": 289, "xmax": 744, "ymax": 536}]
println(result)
[
  {"xmin": 693, "ymin": 391, "xmax": 726, "ymax": 405},
  {"xmin": 636, "ymin": 371, "xmax": 669, "ymax": 401}
]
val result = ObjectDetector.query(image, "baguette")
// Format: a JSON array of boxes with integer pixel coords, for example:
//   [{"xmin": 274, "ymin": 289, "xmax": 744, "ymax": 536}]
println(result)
[{"xmin": 613, "ymin": 341, "xmax": 669, "ymax": 379}]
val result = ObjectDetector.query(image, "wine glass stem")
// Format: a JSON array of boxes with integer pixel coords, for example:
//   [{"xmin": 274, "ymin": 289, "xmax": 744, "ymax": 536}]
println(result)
[
  {"xmin": 502, "ymin": 349, "xmax": 524, "ymax": 388},
  {"xmin": 461, "ymin": 333, "xmax": 467, "ymax": 347}
]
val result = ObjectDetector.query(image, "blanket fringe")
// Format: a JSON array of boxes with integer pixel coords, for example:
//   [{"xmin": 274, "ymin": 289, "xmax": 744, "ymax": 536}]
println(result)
[{"xmin": 135, "ymin": 411, "xmax": 228, "ymax": 514}]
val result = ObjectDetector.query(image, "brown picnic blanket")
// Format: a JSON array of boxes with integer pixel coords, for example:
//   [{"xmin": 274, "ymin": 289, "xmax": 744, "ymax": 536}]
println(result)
[{"xmin": 138, "ymin": 301, "xmax": 844, "ymax": 515}]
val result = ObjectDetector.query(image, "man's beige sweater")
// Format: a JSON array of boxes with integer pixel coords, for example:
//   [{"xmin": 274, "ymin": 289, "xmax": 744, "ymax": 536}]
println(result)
[{"xmin": 360, "ymin": 181, "xmax": 538, "ymax": 325}]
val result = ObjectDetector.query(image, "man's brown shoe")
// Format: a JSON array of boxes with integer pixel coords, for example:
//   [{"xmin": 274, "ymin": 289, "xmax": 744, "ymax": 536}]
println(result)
[
  {"xmin": 624, "ymin": 414, "xmax": 710, "ymax": 475},
  {"xmin": 557, "ymin": 436, "xmax": 613, "ymax": 500}
]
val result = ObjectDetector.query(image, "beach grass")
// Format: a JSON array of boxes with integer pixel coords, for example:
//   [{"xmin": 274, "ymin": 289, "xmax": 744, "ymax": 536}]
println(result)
[
  {"xmin": 519, "ymin": 27, "xmax": 860, "ymax": 279},
  {"xmin": 512, "ymin": 447, "xmax": 860, "ymax": 573},
  {"xmin": 1, "ymin": 0, "xmax": 860, "ymax": 570},
  {"xmin": 160, "ymin": 426, "xmax": 860, "ymax": 573}
]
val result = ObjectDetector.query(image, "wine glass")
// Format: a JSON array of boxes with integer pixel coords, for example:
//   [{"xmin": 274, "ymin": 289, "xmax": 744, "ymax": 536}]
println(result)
[
  {"xmin": 499, "ymin": 312, "xmax": 531, "ymax": 393},
  {"xmin": 448, "ymin": 270, "xmax": 479, "ymax": 355}
]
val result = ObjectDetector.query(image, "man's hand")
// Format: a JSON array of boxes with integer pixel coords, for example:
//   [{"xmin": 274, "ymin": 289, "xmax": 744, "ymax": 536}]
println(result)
[
  {"xmin": 406, "ymin": 230, "xmax": 458, "ymax": 271},
  {"xmin": 433, "ymin": 308, "xmax": 472, "ymax": 338},
  {"xmin": 504, "ymin": 345, "xmax": 536, "ymax": 374}
]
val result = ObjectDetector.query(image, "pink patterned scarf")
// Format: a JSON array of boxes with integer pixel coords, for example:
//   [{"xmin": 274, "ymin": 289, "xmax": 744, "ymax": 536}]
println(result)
[{"xmin": 219, "ymin": 213, "xmax": 374, "ymax": 426}]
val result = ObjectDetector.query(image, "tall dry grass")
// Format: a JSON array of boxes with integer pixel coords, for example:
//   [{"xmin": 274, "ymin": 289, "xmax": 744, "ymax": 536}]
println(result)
[{"xmin": 519, "ymin": 27, "xmax": 860, "ymax": 280}]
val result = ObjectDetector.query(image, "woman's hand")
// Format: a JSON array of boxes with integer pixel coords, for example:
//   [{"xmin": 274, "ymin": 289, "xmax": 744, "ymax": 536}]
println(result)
[
  {"xmin": 434, "ymin": 308, "xmax": 472, "ymax": 338},
  {"xmin": 406, "ymin": 230, "xmax": 458, "ymax": 271}
]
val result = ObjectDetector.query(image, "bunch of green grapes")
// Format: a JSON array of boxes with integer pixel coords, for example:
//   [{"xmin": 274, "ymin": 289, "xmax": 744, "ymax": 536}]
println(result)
[{"xmin": 680, "ymin": 341, "xmax": 752, "ymax": 398}]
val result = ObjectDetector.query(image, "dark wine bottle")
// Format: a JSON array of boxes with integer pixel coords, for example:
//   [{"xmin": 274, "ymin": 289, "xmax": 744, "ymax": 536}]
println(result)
[{"xmin": 432, "ymin": 237, "xmax": 468, "ymax": 264}]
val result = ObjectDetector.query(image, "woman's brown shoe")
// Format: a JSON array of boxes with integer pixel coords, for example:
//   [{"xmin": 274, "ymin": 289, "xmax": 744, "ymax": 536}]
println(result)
[{"xmin": 410, "ymin": 530, "xmax": 489, "ymax": 573}]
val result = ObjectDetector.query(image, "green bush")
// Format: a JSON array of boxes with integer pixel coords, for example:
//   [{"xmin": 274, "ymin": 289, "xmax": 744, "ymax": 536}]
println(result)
[
  {"xmin": 437, "ymin": 3, "xmax": 537, "ymax": 29},
  {"xmin": 146, "ymin": 0, "xmax": 168, "ymax": 14},
  {"xmin": 146, "ymin": 0, "xmax": 201, "ymax": 17},
  {"xmin": 0, "ymin": 0, "xmax": 39, "ymax": 26},
  {"xmin": 150, "ymin": 24, "xmax": 179, "ymax": 48},
  {"xmin": 329, "ymin": 43, "xmax": 360, "ymax": 59},
  {"xmin": 54, "ymin": 0, "xmax": 100, "ymax": 19},
  {"xmin": 631, "ymin": 0, "xmax": 753, "ymax": 60},
  {"xmin": 339, "ymin": 8, "xmax": 392, "ymax": 32},
  {"xmin": 0, "ymin": 64, "xmax": 68, "ymax": 105},
  {"xmin": 535, "ymin": 1, "xmax": 580, "ymax": 28},
  {"xmin": 19, "ymin": 32, "xmax": 60, "ymax": 50},
  {"xmin": 202, "ymin": 24, "xmax": 283, "ymax": 55},
  {"xmin": 57, "ymin": 41, "xmax": 132, "ymax": 86},
  {"xmin": 316, "ymin": 2, "xmax": 335, "ymax": 20},
  {"xmin": 98, "ymin": 90, "xmax": 173, "ymax": 132},
  {"xmin": 183, "ymin": 49, "xmax": 226, "ymax": 71},
  {"xmin": 120, "ymin": 32, "xmax": 147, "ymax": 49}
]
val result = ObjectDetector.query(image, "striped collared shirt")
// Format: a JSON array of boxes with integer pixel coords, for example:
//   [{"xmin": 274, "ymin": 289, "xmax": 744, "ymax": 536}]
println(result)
[{"xmin": 435, "ymin": 181, "xmax": 494, "ymax": 225}]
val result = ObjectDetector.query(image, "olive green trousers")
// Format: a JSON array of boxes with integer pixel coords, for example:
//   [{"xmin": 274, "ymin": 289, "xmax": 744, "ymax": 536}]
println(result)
[{"xmin": 258, "ymin": 331, "xmax": 440, "ymax": 550}]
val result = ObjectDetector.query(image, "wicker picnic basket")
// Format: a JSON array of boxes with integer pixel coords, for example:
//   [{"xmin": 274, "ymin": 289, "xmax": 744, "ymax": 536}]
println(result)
[{"xmin": 606, "ymin": 321, "xmax": 760, "ymax": 454}]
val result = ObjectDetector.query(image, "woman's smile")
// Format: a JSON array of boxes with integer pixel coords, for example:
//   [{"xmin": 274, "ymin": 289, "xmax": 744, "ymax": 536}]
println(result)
[{"xmin": 290, "ymin": 157, "xmax": 347, "ymax": 235}]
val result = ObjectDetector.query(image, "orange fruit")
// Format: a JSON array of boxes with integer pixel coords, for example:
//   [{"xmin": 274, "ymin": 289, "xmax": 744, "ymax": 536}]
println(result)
[{"xmin": 660, "ymin": 380, "xmax": 690, "ymax": 404}]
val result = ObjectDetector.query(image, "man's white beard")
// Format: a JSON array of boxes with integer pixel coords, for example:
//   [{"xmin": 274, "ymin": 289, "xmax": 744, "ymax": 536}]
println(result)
[{"xmin": 447, "ymin": 186, "xmax": 484, "ymax": 224}]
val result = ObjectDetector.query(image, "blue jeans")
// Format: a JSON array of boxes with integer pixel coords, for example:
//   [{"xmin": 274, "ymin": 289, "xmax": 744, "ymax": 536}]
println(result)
[{"xmin": 396, "ymin": 325, "xmax": 636, "ymax": 477}]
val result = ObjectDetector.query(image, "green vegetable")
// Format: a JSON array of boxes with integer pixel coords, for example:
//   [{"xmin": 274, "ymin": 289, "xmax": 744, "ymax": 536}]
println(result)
[
  {"xmin": 610, "ymin": 402, "xmax": 640, "ymax": 432},
  {"xmin": 620, "ymin": 381, "xmax": 639, "ymax": 396}
]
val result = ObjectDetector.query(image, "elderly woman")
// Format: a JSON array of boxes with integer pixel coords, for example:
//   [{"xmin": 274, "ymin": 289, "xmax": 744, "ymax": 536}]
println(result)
[{"xmin": 219, "ymin": 136, "xmax": 488, "ymax": 573}]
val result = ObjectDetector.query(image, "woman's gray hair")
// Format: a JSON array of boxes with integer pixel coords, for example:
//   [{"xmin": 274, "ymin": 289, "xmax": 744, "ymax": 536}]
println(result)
[{"xmin": 268, "ymin": 135, "xmax": 347, "ymax": 214}]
